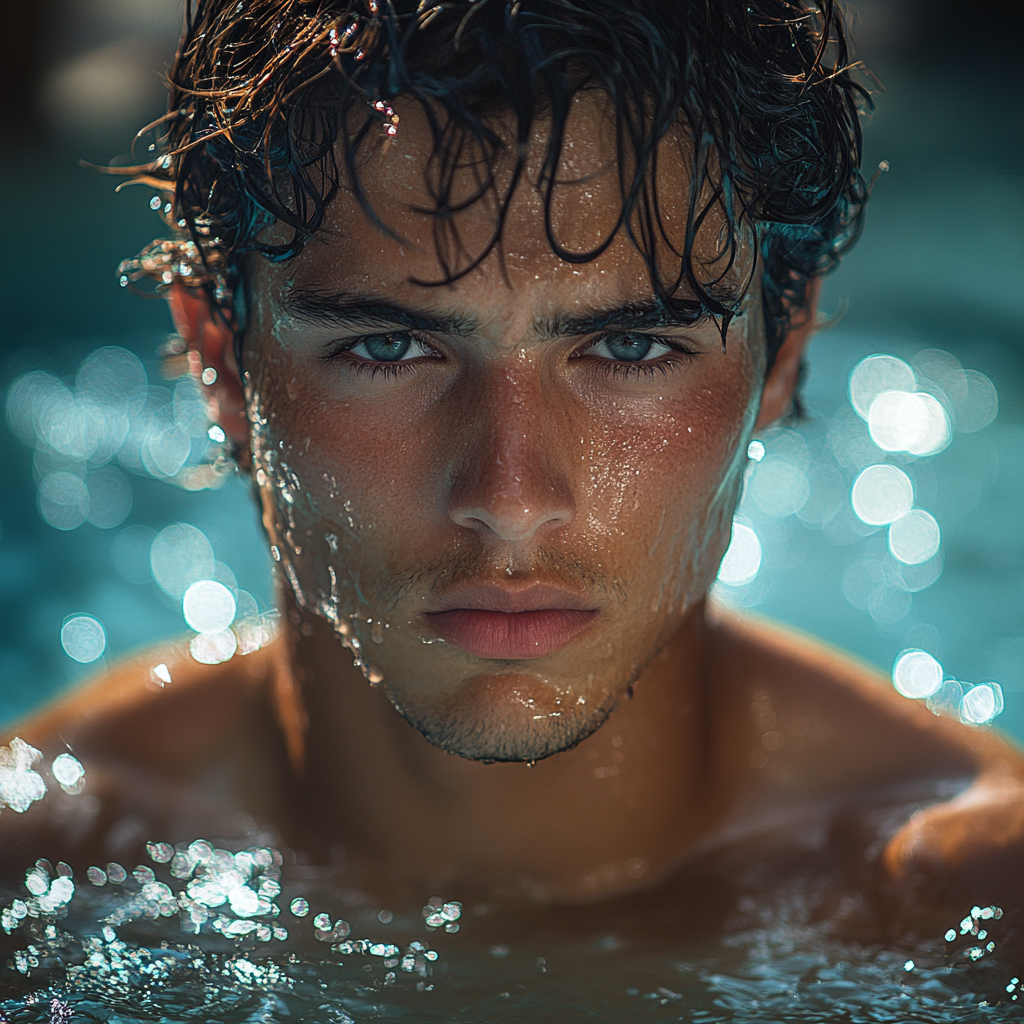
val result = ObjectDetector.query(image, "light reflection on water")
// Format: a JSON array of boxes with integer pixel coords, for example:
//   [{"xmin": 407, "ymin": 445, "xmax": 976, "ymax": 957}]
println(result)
[
  {"xmin": 0, "ymin": 838, "xmax": 1020, "ymax": 1022},
  {"xmin": 0, "ymin": 741, "xmax": 1019, "ymax": 1021},
  {"xmin": 713, "ymin": 345, "xmax": 1016, "ymax": 729}
]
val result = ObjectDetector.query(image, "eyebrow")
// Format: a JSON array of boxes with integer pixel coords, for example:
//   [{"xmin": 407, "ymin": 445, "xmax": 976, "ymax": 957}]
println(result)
[
  {"xmin": 283, "ymin": 289, "xmax": 480, "ymax": 337},
  {"xmin": 283, "ymin": 288, "xmax": 711, "ymax": 340},
  {"xmin": 536, "ymin": 298, "xmax": 710, "ymax": 339}
]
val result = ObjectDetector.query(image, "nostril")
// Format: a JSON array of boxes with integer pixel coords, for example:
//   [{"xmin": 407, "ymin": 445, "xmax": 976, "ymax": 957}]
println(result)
[{"xmin": 450, "ymin": 499, "xmax": 574, "ymax": 543}]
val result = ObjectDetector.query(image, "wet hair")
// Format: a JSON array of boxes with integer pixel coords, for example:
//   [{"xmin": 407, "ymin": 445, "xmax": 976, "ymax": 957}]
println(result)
[{"xmin": 118, "ymin": 0, "xmax": 870, "ymax": 367}]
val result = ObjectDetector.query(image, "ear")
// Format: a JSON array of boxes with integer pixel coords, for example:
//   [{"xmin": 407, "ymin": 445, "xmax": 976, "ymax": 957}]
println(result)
[
  {"xmin": 167, "ymin": 285, "xmax": 250, "ymax": 456},
  {"xmin": 754, "ymin": 276, "xmax": 822, "ymax": 431}
]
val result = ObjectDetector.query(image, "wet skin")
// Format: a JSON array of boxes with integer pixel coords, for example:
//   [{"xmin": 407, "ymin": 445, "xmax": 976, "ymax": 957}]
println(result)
[
  {"xmin": 236, "ymin": 99, "xmax": 769, "ymax": 767},
  {"xmin": 3, "ymin": 99, "xmax": 1023, "ymax": 939}
]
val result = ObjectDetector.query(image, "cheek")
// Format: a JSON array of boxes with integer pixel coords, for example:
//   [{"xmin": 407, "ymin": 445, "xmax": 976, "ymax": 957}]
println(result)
[
  {"xmin": 252, "ymin": 358, "xmax": 440, "ymax": 539},
  {"xmin": 576, "ymin": 363, "xmax": 756, "ymax": 538},
  {"xmin": 571, "ymin": 358, "xmax": 758, "ymax": 619}
]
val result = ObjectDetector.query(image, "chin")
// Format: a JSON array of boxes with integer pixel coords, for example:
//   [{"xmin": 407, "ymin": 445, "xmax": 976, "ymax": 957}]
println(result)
[{"xmin": 388, "ymin": 671, "xmax": 621, "ymax": 763}]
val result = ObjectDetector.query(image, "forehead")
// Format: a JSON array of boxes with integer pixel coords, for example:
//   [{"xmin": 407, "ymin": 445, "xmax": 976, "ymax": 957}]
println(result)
[{"xmin": 255, "ymin": 91, "xmax": 746, "ymax": 313}]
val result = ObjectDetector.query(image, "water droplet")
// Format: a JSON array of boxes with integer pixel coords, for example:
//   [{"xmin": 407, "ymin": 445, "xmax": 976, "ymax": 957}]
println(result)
[
  {"xmin": 150, "ymin": 663, "xmax": 172, "ymax": 687},
  {"xmin": 366, "ymin": 664, "xmax": 384, "ymax": 685},
  {"xmin": 52, "ymin": 753, "xmax": 85, "ymax": 789},
  {"xmin": 371, "ymin": 621, "xmax": 385, "ymax": 644}
]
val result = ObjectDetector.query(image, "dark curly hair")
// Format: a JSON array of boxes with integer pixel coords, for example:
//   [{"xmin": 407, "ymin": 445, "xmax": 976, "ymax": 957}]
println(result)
[{"xmin": 117, "ymin": 0, "xmax": 870, "ymax": 367}]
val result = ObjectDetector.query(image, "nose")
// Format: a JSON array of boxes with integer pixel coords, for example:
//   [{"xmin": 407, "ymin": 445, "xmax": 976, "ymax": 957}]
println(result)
[{"xmin": 447, "ymin": 366, "xmax": 575, "ymax": 543}]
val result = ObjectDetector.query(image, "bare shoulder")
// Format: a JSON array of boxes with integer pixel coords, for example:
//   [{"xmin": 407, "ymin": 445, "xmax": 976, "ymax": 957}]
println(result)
[
  {"xmin": 0, "ymin": 642, "xmax": 289, "ymax": 876},
  {"xmin": 707, "ymin": 606, "xmax": 1024, "ymax": 927},
  {"xmin": 4, "ymin": 641, "xmax": 279, "ymax": 774},
  {"xmin": 707, "ymin": 605, "xmax": 1024, "ymax": 789}
]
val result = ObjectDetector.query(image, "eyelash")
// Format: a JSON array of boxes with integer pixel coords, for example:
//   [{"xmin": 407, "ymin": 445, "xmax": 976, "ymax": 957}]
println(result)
[
  {"xmin": 327, "ymin": 331, "xmax": 700, "ymax": 380},
  {"xmin": 327, "ymin": 334, "xmax": 432, "ymax": 379},
  {"xmin": 580, "ymin": 333, "xmax": 700, "ymax": 379}
]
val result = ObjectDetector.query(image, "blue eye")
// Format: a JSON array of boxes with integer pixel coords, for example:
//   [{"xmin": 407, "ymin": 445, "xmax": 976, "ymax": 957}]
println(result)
[
  {"xmin": 589, "ymin": 332, "xmax": 677, "ymax": 363},
  {"xmin": 580, "ymin": 330, "xmax": 700, "ymax": 379},
  {"xmin": 601, "ymin": 333, "xmax": 655, "ymax": 361},
  {"xmin": 359, "ymin": 333, "xmax": 414, "ymax": 361}
]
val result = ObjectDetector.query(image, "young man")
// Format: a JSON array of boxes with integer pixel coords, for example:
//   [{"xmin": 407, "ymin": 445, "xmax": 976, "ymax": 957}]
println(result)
[{"xmin": 4, "ymin": 0, "xmax": 1022, "ymax": 945}]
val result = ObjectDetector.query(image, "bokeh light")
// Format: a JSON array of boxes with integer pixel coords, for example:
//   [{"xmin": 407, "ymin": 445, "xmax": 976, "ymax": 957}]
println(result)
[
  {"xmin": 60, "ymin": 615, "xmax": 107, "ymax": 664},
  {"xmin": 960, "ymin": 683, "xmax": 1004, "ymax": 725},
  {"xmin": 717, "ymin": 522, "xmax": 762, "ymax": 587},
  {"xmin": 150, "ymin": 523, "xmax": 215, "ymax": 599},
  {"xmin": 183, "ymin": 580, "xmax": 237, "ymax": 635},
  {"xmin": 892, "ymin": 649, "xmax": 943, "ymax": 699},
  {"xmin": 4, "ymin": 346, "xmax": 229, "ymax": 530},
  {"xmin": 85, "ymin": 466, "xmax": 133, "ymax": 529},
  {"xmin": 851, "ymin": 464, "xmax": 914, "ymax": 526},
  {"xmin": 867, "ymin": 390, "xmax": 951, "ymax": 456},
  {"xmin": 956, "ymin": 370, "xmax": 999, "ymax": 433},
  {"xmin": 848, "ymin": 354, "xmax": 917, "ymax": 419},
  {"xmin": 37, "ymin": 471, "xmax": 90, "ymax": 531},
  {"xmin": 234, "ymin": 612, "xmax": 281, "ymax": 656},
  {"xmin": 888, "ymin": 509, "xmax": 941, "ymax": 565},
  {"xmin": 51, "ymin": 753, "xmax": 85, "ymax": 790},
  {"xmin": 747, "ymin": 457, "xmax": 810, "ymax": 519},
  {"xmin": 190, "ymin": 629, "xmax": 238, "ymax": 665}
]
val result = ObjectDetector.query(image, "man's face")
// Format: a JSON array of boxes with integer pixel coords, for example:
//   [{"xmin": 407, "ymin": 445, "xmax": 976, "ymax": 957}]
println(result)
[{"xmin": 242, "ymin": 97, "xmax": 767, "ymax": 762}]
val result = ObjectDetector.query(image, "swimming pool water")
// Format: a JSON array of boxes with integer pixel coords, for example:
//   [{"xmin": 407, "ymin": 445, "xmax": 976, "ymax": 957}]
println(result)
[{"xmin": 1, "ymin": 829, "xmax": 1021, "ymax": 1023}]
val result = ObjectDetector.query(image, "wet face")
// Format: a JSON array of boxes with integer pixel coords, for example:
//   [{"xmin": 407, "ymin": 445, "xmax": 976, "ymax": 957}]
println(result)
[{"xmin": 242, "ymin": 97, "xmax": 766, "ymax": 762}]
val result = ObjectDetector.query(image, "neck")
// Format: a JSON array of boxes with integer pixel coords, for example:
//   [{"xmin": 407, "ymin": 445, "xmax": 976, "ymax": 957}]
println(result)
[{"xmin": 277, "ymin": 601, "xmax": 727, "ymax": 902}]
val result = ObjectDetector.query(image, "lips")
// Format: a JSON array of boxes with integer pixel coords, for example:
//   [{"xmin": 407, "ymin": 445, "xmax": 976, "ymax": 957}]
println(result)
[{"xmin": 423, "ymin": 584, "xmax": 598, "ymax": 659}]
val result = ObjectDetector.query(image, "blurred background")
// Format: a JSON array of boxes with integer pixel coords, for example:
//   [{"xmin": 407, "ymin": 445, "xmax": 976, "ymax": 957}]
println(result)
[{"xmin": 0, "ymin": 1, "xmax": 1021, "ymax": 739}]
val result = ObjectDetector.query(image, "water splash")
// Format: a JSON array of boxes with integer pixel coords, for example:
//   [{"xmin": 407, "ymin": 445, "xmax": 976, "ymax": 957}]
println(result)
[
  {"xmin": 0, "ymin": 848, "xmax": 1018, "ymax": 1023},
  {"xmin": 0, "ymin": 739, "xmax": 47, "ymax": 814}
]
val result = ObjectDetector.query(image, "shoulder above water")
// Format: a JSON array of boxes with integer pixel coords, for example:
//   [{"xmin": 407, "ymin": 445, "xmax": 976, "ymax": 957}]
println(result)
[
  {"xmin": 2, "ymin": 615, "xmax": 1022, "ymax": 934},
  {"xmin": 0, "ymin": 641, "xmax": 288, "ymax": 876},
  {"xmin": 703, "ymin": 607, "xmax": 1024, "ymax": 931}
]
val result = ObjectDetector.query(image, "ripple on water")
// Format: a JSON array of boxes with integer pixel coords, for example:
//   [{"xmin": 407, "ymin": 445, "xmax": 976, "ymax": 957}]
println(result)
[{"xmin": 0, "ymin": 839, "xmax": 1020, "ymax": 1022}]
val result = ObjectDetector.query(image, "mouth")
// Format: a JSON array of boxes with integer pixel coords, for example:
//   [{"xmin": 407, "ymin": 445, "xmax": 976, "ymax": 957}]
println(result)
[{"xmin": 422, "ymin": 584, "xmax": 599, "ymax": 659}]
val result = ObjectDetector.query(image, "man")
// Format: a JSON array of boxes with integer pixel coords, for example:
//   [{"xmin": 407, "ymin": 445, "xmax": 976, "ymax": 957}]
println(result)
[{"xmin": 3, "ymin": 0, "xmax": 1022, "ymax": 948}]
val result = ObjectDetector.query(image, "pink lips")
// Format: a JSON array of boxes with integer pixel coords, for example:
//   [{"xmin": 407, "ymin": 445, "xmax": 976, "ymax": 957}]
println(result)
[{"xmin": 423, "ymin": 584, "xmax": 598, "ymax": 659}]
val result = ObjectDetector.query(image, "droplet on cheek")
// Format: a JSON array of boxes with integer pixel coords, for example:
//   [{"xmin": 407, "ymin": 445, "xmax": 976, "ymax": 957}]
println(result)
[{"xmin": 275, "ymin": 558, "xmax": 306, "ymax": 608}]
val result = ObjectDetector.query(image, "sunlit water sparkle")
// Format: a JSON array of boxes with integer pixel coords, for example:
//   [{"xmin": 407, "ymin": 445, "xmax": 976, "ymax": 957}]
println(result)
[{"xmin": 0, "ymin": 837, "xmax": 1020, "ymax": 1023}]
